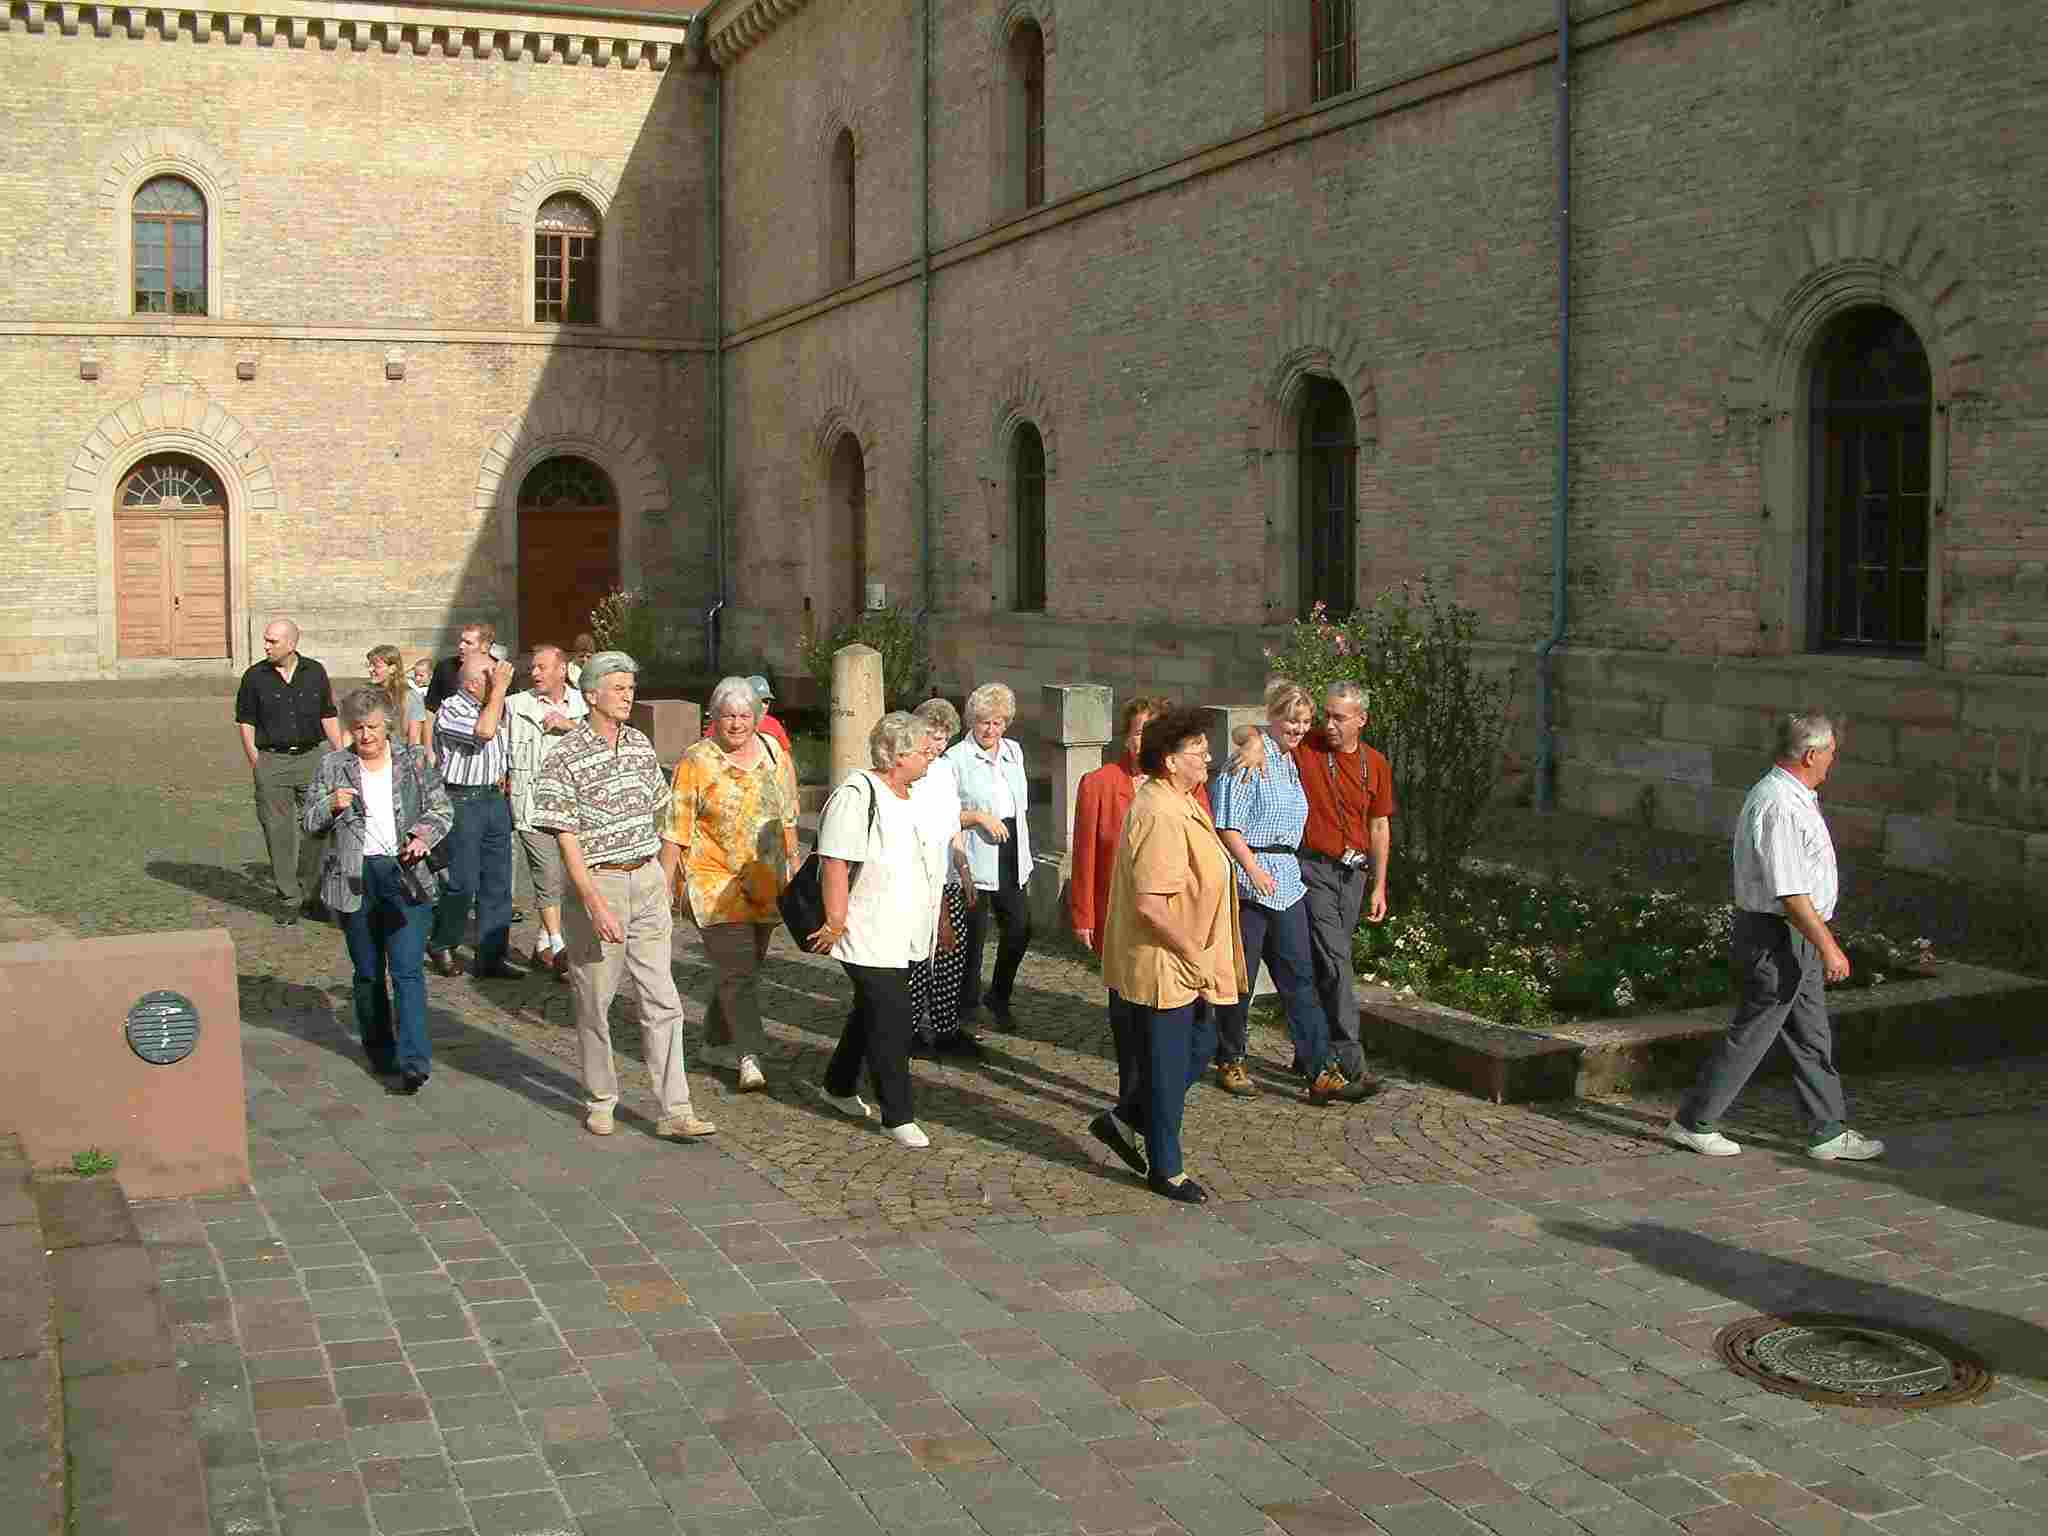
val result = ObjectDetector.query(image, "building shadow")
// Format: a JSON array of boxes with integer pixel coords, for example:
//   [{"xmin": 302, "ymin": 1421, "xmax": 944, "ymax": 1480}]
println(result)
[
  {"xmin": 1542, "ymin": 1217, "xmax": 2048, "ymax": 1388},
  {"xmin": 147, "ymin": 859, "xmax": 287, "ymax": 919}
]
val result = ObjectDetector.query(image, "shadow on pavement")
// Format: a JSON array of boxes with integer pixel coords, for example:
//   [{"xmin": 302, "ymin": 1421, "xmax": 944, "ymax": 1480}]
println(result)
[
  {"xmin": 147, "ymin": 859, "xmax": 281, "ymax": 919},
  {"xmin": 1544, "ymin": 1217, "xmax": 2048, "ymax": 1387}
]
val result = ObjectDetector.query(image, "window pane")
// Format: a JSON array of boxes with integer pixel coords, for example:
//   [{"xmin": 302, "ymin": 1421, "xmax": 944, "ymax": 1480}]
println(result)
[
  {"xmin": 536, "ymin": 193, "xmax": 599, "ymax": 235},
  {"xmin": 566, "ymin": 236, "xmax": 598, "ymax": 325},
  {"xmin": 1013, "ymin": 426, "xmax": 1047, "ymax": 611},
  {"xmin": 134, "ymin": 175, "xmax": 204, "ymax": 216}
]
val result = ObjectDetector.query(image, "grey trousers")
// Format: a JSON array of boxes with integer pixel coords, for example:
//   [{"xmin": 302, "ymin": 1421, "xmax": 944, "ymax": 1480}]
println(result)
[
  {"xmin": 253, "ymin": 748, "xmax": 324, "ymax": 906},
  {"xmin": 1678, "ymin": 911, "xmax": 1847, "ymax": 1136},
  {"xmin": 1301, "ymin": 854, "xmax": 1368, "ymax": 1079}
]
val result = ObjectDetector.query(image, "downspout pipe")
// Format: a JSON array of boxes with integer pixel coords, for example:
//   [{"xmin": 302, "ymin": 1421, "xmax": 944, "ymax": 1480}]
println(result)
[
  {"xmin": 918, "ymin": 0, "xmax": 935, "ymax": 624},
  {"xmin": 686, "ymin": 11, "xmax": 726, "ymax": 672},
  {"xmin": 1535, "ymin": 0, "xmax": 1570, "ymax": 812}
]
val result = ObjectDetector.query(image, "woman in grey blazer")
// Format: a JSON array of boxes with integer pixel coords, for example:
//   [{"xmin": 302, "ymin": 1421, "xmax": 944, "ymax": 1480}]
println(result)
[{"xmin": 304, "ymin": 687, "xmax": 454, "ymax": 1093}]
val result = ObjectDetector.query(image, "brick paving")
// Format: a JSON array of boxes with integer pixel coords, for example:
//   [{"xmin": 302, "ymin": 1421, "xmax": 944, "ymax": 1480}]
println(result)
[{"xmin": 122, "ymin": 901, "xmax": 2048, "ymax": 1535}]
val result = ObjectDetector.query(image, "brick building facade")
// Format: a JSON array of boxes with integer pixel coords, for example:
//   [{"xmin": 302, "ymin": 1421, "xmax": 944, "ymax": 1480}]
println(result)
[{"xmin": 3, "ymin": 0, "xmax": 2045, "ymax": 888}]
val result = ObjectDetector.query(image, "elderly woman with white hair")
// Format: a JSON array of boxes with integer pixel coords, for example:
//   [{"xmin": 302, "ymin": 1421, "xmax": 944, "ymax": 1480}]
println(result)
[
  {"xmin": 664, "ymin": 675, "xmax": 801, "ymax": 1092},
  {"xmin": 807, "ymin": 711, "xmax": 952, "ymax": 1147},
  {"xmin": 944, "ymin": 682, "xmax": 1034, "ymax": 1028}
]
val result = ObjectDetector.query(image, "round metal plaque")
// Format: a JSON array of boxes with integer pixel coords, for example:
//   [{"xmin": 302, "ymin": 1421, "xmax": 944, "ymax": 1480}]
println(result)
[
  {"xmin": 1715, "ymin": 1314, "xmax": 1992, "ymax": 1409},
  {"xmin": 126, "ymin": 990, "xmax": 201, "ymax": 1066}
]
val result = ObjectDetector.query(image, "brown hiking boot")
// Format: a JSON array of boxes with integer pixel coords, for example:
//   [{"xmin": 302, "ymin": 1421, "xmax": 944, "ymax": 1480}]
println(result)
[
  {"xmin": 1307, "ymin": 1066, "xmax": 1350, "ymax": 1106},
  {"xmin": 1216, "ymin": 1061, "xmax": 1259, "ymax": 1097}
]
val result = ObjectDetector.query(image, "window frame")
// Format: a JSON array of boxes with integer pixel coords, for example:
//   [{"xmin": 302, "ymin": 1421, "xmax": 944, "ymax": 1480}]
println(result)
[
  {"xmin": 1011, "ymin": 423, "xmax": 1048, "ymax": 612},
  {"xmin": 826, "ymin": 128, "xmax": 858, "ymax": 290},
  {"xmin": 1297, "ymin": 376, "xmax": 1359, "ymax": 619},
  {"xmin": 131, "ymin": 175, "xmax": 208, "ymax": 317},
  {"xmin": 1018, "ymin": 22, "xmax": 1047, "ymax": 210},
  {"xmin": 533, "ymin": 193, "xmax": 602, "ymax": 326},
  {"xmin": 1308, "ymin": 0, "xmax": 1357, "ymax": 104}
]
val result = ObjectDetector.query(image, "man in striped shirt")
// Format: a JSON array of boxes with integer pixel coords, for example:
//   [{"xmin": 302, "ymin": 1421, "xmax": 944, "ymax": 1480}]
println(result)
[{"xmin": 428, "ymin": 654, "xmax": 520, "ymax": 979}]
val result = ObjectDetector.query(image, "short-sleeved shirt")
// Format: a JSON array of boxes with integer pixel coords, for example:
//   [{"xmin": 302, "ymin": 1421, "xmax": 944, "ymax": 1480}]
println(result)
[
  {"xmin": 1209, "ymin": 728, "xmax": 1310, "ymax": 911},
  {"xmin": 910, "ymin": 756, "xmax": 964, "ymax": 886},
  {"xmin": 1732, "ymin": 766, "xmax": 1839, "ymax": 922},
  {"xmin": 1101, "ymin": 779, "xmax": 1247, "ymax": 1009},
  {"xmin": 1296, "ymin": 735, "xmax": 1395, "ymax": 858},
  {"xmin": 434, "ymin": 688, "xmax": 508, "ymax": 787},
  {"xmin": 662, "ymin": 736, "xmax": 799, "ymax": 925},
  {"xmin": 504, "ymin": 688, "xmax": 589, "ymax": 829},
  {"xmin": 817, "ymin": 770, "xmax": 941, "ymax": 969},
  {"xmin": 529, "ymin": 721, "xmax": 668, "ymax": 867},
  {"xmin": 235, "ymin": 656, "xmax": 338, "ymax": 750}
]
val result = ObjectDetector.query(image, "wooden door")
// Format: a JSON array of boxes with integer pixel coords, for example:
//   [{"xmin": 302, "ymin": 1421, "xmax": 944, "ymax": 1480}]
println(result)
[
  {"xmin": 115, "ymin": 517, "xmax": 174, "ymax": 658},
  {"xmin": 516, "ymin": 458, "xmax": 619, "ymax": 650},
  {"xmin": 171, "ymin": 515, "xmax": 229, "ymax": 658}
]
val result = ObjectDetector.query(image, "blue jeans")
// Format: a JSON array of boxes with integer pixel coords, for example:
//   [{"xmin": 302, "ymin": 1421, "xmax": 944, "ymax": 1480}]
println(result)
[
  {"xmin": 341, "ymin": 856, "xmax": 434, "ymax": 1077},
  {"xmin": 1136, "ymin": 997, "xmax": 1216, "ymax": 1181},
  {"xmin": 430, "ymin": 788, "xmax": 512, "ymax": 968},
  {"xmin": 1213, "ymin": 897, "xmax": 1332, "ymax": 1074}
]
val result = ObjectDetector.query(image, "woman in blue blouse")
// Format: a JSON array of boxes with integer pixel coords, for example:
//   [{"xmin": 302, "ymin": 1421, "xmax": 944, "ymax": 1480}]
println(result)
[
  {"xmin": 1209, "ymin": 680, "xmax": 1342, "ymax": 1104},
  {"xmin": 945, "ymin": 682, "xmax": 1034, "ymax": 1028}
]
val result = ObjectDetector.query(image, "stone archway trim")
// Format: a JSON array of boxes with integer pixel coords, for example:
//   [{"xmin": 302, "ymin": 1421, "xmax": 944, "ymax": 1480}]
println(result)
[
  {"xmin": 990, "ymin": 0, "xmax": 1058, "ymax": 54},
  {"xmin": 480, "ymin": 400, "xmax": 671, "ymax": 646},
  {"xmin": 984, "ymin": 367, "xmax": 1060, "ymax": 481},
  {"xmin": 1250, "ymin": 298, "xmax": 1381, "ymax": 454},
  {"xmin": 73, "ymin": 386, "xmax": 268, "ymax": 671},
  {"xmin": 501, "ymin": 154, "xmax": 621, "ymax": 224},
  {"xmin": 99, "ymin": 128, "xmax": 240, "ymax": 319}
]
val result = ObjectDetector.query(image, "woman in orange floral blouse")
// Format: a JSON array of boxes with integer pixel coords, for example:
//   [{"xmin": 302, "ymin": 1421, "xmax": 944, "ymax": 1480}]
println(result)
[{"xmin": 663, "ymin": 676, "xmax": 801, "ymax": 1092}]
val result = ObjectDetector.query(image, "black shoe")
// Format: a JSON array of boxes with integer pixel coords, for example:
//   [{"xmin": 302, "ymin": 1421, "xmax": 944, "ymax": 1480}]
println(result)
[
  {"xmin": 511, "ymin": 908, "xmax": 529, "ymax": 924},
  {"xmin": 1147, "ymin": 1172, "xmax": 1207, "ymax": 1204},
  {"xmin": 428, "ymin": 949, "xmax": 460, "ymax": 977},
  {"xmin": 933, "ymin": 1032, "xmax": 984, "ymax": 1058},
  {"xmin": 276, "ymin": 903, "xmax": 300, "ymax": 927},
  {"xmin": 1089, "ymin": 1112, "xmax": 1147, "ymax": 1176},
  {"xmin": 986, "ymin": 998, "xmax": 1013, "ymax": 1028},
  {"xmin": 473, "ymin": 962, "xmax": 526, "ymax": 981},
  {"xmin": 301, "ymin": 899, "xmax": 327, "ymax": 923},
  {"xmin": 367, "ymin": 1059, "xmax": 400, "ymax": 1079},
  {"xmin": 398, "ymin": 1071, "xmax": 427, "ymax": 1096}
]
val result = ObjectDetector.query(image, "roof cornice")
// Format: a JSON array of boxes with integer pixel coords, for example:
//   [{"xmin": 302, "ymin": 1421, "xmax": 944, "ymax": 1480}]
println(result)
[
  {"xmin": 700, "ymin": 0, "xmax": 814, "ymax": 68},
  {"xmin": 0, "ymin": 1, "xmax": 696, "ymax": 68}
]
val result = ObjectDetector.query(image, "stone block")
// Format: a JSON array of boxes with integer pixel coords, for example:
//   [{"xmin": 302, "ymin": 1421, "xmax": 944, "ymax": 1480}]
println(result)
[
  {"xmin": 1658, "ymin": 697, "xmax": 1775, "ymax": 753},
  {"xmin": 629, "ymin": 698, "xmax": 700, "ymax": 766},
  {"xmin": 1612, "ymin": 739, "xmax": 1713, "ymax": 789},
  {"xmin": 1883, "ymin": 815, "xmax": 2026, "ymax": 886},
  {"xmin": 0, "ymin": 929, "xmax": 248, "ymax": 1200},
  {"xmin": 1043, "ymin": 684, "xmax": 1112, "ymax": 747}
]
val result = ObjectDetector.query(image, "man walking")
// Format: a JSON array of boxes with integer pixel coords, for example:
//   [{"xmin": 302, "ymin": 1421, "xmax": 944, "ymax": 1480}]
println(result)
[
  {"xmin": 531, "ymin": 651, "xmax": 715, "ymax": 1142},
  {"xmin": 1293, "ymin": 680, "xmax": 1391, "ymax": 1101},
  {"xmin": 235, "ymin": 618, "xmax": 343, "ymax": 924},
  {"xmin": 1667, "ymin": 710, "xmax": 1883, "ymax": 1162},
  {"xmin": 428, "ymin": 653, "xmax": 520, "ymax": 979},
  {"xmin": 505, "ymin": 644, "xmax": 587, "ymax": 977}
]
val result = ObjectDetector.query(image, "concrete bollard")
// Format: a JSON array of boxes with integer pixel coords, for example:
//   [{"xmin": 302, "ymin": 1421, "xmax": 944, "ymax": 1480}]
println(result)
[
  {"xmin": 1032, "ymin": 684, "xmax": 1114, "ymax": 929},
  {"xmin": 830, "ymin": 643, "xmax": 885, "ymax": 789}
]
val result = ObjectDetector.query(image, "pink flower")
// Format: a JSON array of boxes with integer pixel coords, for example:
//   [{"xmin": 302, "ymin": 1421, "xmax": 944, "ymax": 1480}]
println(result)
[{"xmin": 1333, "ymin": 634, "xmax": 1350, "ymax": 655}]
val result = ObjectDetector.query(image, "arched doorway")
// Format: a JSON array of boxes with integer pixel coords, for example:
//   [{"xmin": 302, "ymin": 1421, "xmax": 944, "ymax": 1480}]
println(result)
[
  {"xmin": 114, "ymin": 453, "xmax": 228, "ymax": 658},
  {"xmin": 1808, "ymin": 307, "xmax": 1931, "ymax": 653},
  {"xmin": 518, "ymin": 456, "xmax": 618, "ymax": 650},
  {"xmin": 824, "ymin": 434, "xmax": 867, "ymax": 629}
]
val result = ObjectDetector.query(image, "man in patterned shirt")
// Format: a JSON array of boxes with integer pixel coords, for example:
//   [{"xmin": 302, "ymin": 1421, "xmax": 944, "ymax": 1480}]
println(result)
[{"xmin": 531, "ymin": 651, "xmax": 715, "ymax": 1142}]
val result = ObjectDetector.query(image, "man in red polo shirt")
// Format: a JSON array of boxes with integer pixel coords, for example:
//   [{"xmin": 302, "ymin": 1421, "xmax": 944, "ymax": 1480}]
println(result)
[{"xmin": 1294, "ymin": 680, "xmax": 1392, "ymax": 1094}]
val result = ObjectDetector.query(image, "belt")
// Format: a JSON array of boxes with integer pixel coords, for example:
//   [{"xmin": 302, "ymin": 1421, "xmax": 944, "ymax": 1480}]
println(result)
[
  {"xmin": 1249, "ymin": 844, "xmax": 1298, "ymax": 856},
  {"xmin": 1296, "ymin": 848, "xmax": 1348, "ymax": 865},
  {"xmin": 261, "ymin": 743, "xmax": 320, "ymax": 755},
  {"xmin": 445, "ymin": 783, "xmax": 502, "ymax": 797},
  {"xmin": 591, "ymin": 857, "xmax": 653, "ymax": 873}
]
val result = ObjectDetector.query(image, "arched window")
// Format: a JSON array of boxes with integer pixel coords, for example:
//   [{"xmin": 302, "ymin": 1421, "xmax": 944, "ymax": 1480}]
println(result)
[
  {"xmin": 534, "ymin": 194, "xmax": 600, "ymax": 324},
  {"xmin": 518, "ymin": 456, "xmax": 619, "ymax": 650},
  {"xmin": 1310, "ymin": 0, "xmax": 1356, "ymax": 102},
  {"xmin": 1012, "ymin": 424, "xmax": 1047, "ymax": 612},
  {"xmin": 1809, "ymin": 307, "xmax": 1931, "ymax": 653},
  {"xmin": 133, "ymin": 175, "xmax": 207, "ymax": 315},
  {"xmin": 1298, "ymin": 378, "xmax": 1357, "ymax": 618},
  {"xmin": 1013, "ymin": 22, "xmax": 1047, "ymax": 210},
  {"xmin": 828, "ymin": 130, "xmax": 857, "ymax": 289},
  {"xmin": 826, "ymin": 434, "xmax": 867, "ymax": 625}
]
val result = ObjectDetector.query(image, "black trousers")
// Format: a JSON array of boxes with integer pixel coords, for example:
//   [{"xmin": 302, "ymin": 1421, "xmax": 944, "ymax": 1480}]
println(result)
[
  {"xmin": 1107, "ymin": 990, "xmax": 1149, "ymax": 1135},
  {"xmin": 959, "ymin": 816, "xmax": 1032, "ymax": 1014},
  {"xmin": 827, "ymin": 962, "xmax": 916, "ymax": 1128}
]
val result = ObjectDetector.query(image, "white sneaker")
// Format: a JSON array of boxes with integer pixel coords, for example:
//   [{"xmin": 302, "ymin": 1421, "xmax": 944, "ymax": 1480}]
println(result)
[
  {"xmin": 737, "ymin": 1056, "xmax": 766, "ymax": 1092},
  {"xmin": 885, "ymin": 1121, "xmax": 930, "ymax": 1148},
  {"xmin": 1809, "ymin": 1128, "xmax": 1884, "ymax": 1161},
  {"xmin": 1665, "ymin": 1120, "xmax": 1741, "ymax": 1156},
  {"xmin": 822, "ymin": 1089, "xmax": 875, "ymax": 1120},
  {"xmin": 585, "ymin": 1105, "xmax": 616, "ymax": 1136}
]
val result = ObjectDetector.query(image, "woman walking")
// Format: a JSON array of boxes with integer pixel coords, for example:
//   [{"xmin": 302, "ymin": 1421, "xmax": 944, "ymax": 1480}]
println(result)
[
  {"xmin": 1095, "ymin": 706, "xmax": 1246, "ymax": 1202},
  {"xmin": 908, "ymin": 698, "xmax": 979, "ymax": 1056},
  {"xmin": 808, "ymin": 713, "xmax": 953, "ymax": 1147},
  {"xmin": 947, "ymin": 683, "xmax": 1034, "ymax": 1028},
  {"xmin": 303, "ymin": 687, "xmax": 453, "ymax": 1094},
  {"xmin": 664, "ymin": 676, "xmax": 801, "ymax": 1092}
]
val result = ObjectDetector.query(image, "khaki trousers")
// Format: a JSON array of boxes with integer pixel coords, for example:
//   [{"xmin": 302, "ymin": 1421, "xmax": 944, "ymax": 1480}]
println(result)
[
  {"xmin": 564, "ymin": 862, "xmax": 694, "ymax": 1117},
  {"xmin": 700, "ymin": 921, "xmax": 775, "ymax": 1057}
]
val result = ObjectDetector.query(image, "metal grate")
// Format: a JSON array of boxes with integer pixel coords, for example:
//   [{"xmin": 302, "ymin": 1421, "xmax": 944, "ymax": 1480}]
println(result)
[{"xmin": 126, "ymin": 990, "xmax": 201, "ymax": 1066}]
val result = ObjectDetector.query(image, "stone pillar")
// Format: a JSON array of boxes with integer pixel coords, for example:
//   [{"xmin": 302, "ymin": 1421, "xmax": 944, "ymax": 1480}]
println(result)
[
  {"xmin": 629, "ymin": 700, "xmax": 700, "ymax": 765},
  {"xmin": 1029, "ymin": 684, "xmax": 1113, "ymax": 930},
  {"xmin": 830, "ymin": 643, "xmax": 885, "ymax": 789}
]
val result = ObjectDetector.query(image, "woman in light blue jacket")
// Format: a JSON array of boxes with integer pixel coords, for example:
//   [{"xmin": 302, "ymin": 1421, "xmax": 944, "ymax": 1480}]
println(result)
[
  {"xmin": 944, "ymin": 683, "xmax": 1034, "ymax": 1027},
  {"xmin": 304, "ymin": 687, "xmax": 453, "ymax": 1094}
]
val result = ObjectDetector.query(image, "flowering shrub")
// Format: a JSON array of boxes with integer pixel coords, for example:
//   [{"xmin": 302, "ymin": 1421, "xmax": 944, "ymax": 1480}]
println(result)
[
  {"xmin": 1353, "ymin": 864, "xmax": 1937, "ymax": 1028},
  {"xmin": 587, "ymin": 588, "xmax": 661, "ymax": 665},
  {"xmin": 800, "ymin": 603, "xmax": 932, "ymax": 709}
]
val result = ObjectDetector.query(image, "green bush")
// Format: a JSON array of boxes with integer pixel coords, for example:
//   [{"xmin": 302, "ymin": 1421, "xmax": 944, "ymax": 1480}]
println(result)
[
  {"xmin": 586, "ymin": 588, "xmax": 662, "ymax": 667},
  {"xmin": 800, "ymin": 604, "xmax": 931, "ymax": 709},
  {"xmin": 1266, "ymin": 579, "xmax": 1511, "ymax": 915}
]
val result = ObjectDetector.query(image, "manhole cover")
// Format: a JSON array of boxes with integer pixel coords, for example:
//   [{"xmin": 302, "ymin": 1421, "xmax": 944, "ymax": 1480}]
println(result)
[{"xmin": 1714, "ymin": 1314, "xmax": 1993, "ymax": 1408}]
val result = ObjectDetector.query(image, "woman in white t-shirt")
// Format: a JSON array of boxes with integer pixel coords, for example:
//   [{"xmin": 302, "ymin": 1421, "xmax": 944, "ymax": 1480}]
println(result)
[{"xmin": 806, "ymin": 712, "xmax": 955, "ymax": 1147}]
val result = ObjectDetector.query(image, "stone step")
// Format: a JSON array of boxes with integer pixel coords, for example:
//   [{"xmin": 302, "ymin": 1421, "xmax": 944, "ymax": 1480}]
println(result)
[
  {"xmin": 0, "ymin": 1133, "xmax": 61, "ymax": 1536},
  {"xmin": 33, "ymin": 1173, "xmax": 208, "ymax": 1536}
]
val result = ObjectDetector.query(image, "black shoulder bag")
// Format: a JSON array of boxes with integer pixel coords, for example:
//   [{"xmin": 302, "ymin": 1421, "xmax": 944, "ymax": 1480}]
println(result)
[{"xmin": 779, "ymin": 775, "xmax": 877, "ymax": 949}]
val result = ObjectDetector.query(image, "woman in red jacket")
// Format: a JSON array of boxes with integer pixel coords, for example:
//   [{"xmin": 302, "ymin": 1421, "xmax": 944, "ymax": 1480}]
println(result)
[{"xmin": 1072, "ymin": 697, "xmax": 1164, "ymax": 952}]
